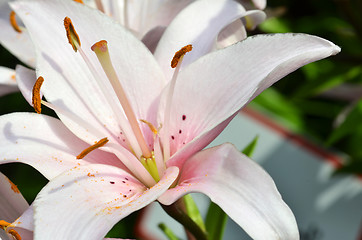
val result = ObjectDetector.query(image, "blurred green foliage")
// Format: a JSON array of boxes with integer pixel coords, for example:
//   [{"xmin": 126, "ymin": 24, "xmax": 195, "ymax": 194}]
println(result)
[{"xmin": 249, "ymin": 0, "xmax": 362, "ymax": 176}]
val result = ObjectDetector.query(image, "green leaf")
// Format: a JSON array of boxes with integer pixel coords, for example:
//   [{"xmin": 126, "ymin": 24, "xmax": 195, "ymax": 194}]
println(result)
[
  {"xmin": 205, "ymin": 202, "xmax": 228, "ymax": 240},
  {"xmin": 183, "ymin": 194, "xmax": 206, "ymax": 231},
  {"xmin": 327, "ymin": 99, "xmax": 362, "ymax": 145},
  {"xmin": 241, "ymin": 135, "xmax": 259, "ymax": 157},
  {"xmin": 158, "ymin": 223, "xmax": 181, "ymax": 240}
]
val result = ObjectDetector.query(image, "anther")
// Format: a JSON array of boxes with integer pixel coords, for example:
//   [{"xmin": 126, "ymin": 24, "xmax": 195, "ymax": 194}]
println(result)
[
  {"xmin": 64, "ymin": 17, "xmax": 81, "ymax": 52},
  {"xmin": 32, "ymin": 76, "xmax": 44, "ymax": 114},
  {"xmin": 76, "ymin": 137, "xmax": 109, "ymax": 159},
  {"xmin": 73, "ymin": 0, "xmax": 84, "ymax": 3},
  {"xmin": 171, "ymin": 44, "xmax": 192, "ymax": 68},
  {"xmin": 8, "ymin": 229, "xmax": 21, "ymax": 240},
  {"xmin": 9, "ymin": 11, "xmax": 22, "ymax": 33}
]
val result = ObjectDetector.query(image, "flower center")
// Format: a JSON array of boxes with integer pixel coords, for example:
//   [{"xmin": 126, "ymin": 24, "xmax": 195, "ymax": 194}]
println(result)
[{"xmin": 36, "ymin": 17, "xmax": 192, "ymax": 186}]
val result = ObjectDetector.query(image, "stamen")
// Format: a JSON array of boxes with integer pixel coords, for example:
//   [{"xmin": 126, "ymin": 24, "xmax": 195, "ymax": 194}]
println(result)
[
  {"xmin": 171, "ymin": 45, "xmax": 192, "ymax": 68},
  {"xmin": 140, "ymin": 119, "xmax": 158, "ymax": 135},
  {"xmin": 77, "ymin": 137, "xmax": 109, "ymax": 159},
  {"xmin": 32, "ymin": 76, "xmax": 44, "ymax": 114},
  {"xmin": 73, "ymin": 0, "xmax": 84, "ymax": 3},
  {"xmin": 163, "ymin": 45, "xmax": 193, "ymax": 161},
  {"xmin": 9, "ymin": 11, "xmax": 22, "ymax": 33},
  {"xmin": 0, "ymin": 220, "xmax": 11, "ymax": 230},
  {"xmin": 8, "ymin": 229, "xmax": 21, "ymax": 240},
  {"xmin": 92, "ymin": 40, "xmax": 152, "ymax": 158},
  {"xmin": 64, "ymin": 17, "xmax": 81, "ymax": 52}
]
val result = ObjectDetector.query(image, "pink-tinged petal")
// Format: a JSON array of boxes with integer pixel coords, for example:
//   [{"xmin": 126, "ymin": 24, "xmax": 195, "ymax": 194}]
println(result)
[
  {"xmin": 0, "ymin": 112, "xmax": 125, "ymax": 180},
  {"xmin": 33, "ymin": 164, "xmax": 179, "ymax": 240},
  {"xmin": 12, "ymin": 0, "xmax": 166, "ymax": 146},
  {"xmin": 161, "ymin": 33, "xmax": 340, "ymax": 168},
  {"xmin": 15, "ymin": 65, "xmax": 38, "ymax": 106},
  {"xmin": 159, "ymin": 143, "xmax": 299, "ymax": 240},
  {"xmin": 0, "ymin": 0, "xmax": 35, "ymax": 67},
  {"xmin": 0, "ymin": 66, "xmax": 18, "ymax": 96},
  {"xmin": 154, "ymin": 0, "xmax": 251, "ymax": 80},
  {"xmin": 0, "ymin": 172, "xmax": 29, "ymax": 222}
]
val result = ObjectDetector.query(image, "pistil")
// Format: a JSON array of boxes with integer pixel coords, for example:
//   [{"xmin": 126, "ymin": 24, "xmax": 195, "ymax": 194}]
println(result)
[{"xmin": 91, "ymin": 40, "xmax": 152, "ymax": 159}]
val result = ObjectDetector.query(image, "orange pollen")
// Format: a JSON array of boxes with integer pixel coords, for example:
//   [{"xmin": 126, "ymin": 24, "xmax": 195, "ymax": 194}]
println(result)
[
  {"xmin": 0, "ymin": 220, "xmax": 11, "ymax": 230},
  {"xmin": 8, "ymin": 229, "xmax": 22, "ymax": 240},
  {"xmin": 171, "ymin": 44, "xmax": 193, "ymax": 68},
  {"xmin": 32, "ymin": 76, "xmax": 44, "ymax": 114},
  {"xmin": 76, "ymin": 137, "xmax": 109, "ymax": 159},
  {"xmin": 91, "ymin": 40, "xmax": 108, "ymax": 53},
  {"xmin": 64, "ymin": 17, "xmax": 81, "ymax": 52},
  {"xmin": 9, "ymin": 11, "xmax": 22, "ymax": 33},
  {"xmin": 73, "ymin": 0, "xmax": 84, "ymax": 3},
  {"xmin": 7, "ymin": 178, "xmax": 20, "ymax": 193}
]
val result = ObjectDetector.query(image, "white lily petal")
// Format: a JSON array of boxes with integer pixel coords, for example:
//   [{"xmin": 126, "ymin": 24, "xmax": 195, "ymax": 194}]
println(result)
[
  {"xmin": 0, "ymin": 172, "xmax": 29, "ymax": 222},
  {"xmin": 154, "ymin": 0, "xmax": 250, "ymax": 80},
  {"xmin": 0, "ymin": 0, "xmax": 35, "ymax": 67},
  {"xmin": 33, "ymin": 164, "xmax": 179, "ymax": 240},
  {"xmin": 0, "ymin": 66, "xmax": 18, "ymax": 96},
  {"xmin": 12, "ymin": 0, "xmax": 166, "ymax": 146},
  {"xmin": 159, "ymin": 143, "xmax": 299, "ymax": 240},
  {"xmin": 15, "ymin": 64, "xmax": 38, "ymax": 106},
  {"xmin": 251, "ymin": 0, "xmax": 266, "ymax": 9},
  {"xmin": 160, "ymin": 33, "xmax": 340, "ymax": 168},
  {"xmin": 0, "ymin": 112, "xmax": 125, "ymax": 180},
  {"xmin": 216, "ymin": 10, "xmax": 266, "ymax": 49}
]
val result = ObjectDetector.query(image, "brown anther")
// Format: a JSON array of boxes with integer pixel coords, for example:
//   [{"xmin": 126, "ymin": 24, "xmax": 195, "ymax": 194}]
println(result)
[
  {"xmin": 32, "ymin": 76, "xmax": 44, "ymax": 114},
  {"xmin": 73, "ymin": 0, "xmax": 84, "ymax": 3},
  {"xmin": 91, "ymin": 40, "xmax": 108, "ymax": 53},
  {"xmin": 76, "ymin": 137, "xmax": 109, "ymax": 159},
  {"xmin": 0, "ymin": 220, "xmax": 11, "ymax": 230},
  {"xmin": 171, "ymin": 44, "xmax": 192, "ymax": 68},
  {"xmin": 8, "ymin": 229, "xmax": 22, "ymax": 240},
  {"xmin": 9, "ymin": 11, "xmax": 22, "ymax": 33},
  {"xmin": 64, "ymin": 17, "xmax": 81, "ymax": 52},
  {"xmin": 140, "ymin": 119, "xmax": 158, "ymax": 135}
]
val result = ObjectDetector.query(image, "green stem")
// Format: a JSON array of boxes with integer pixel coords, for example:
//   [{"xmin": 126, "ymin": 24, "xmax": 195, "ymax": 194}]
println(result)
[{"xmin": 161, "ymin": 200, "xmax": 208, "ymax": 240}]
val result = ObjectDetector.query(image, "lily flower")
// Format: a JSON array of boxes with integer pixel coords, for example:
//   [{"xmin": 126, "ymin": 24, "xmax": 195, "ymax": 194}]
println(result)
[
  {"xmin": 0, "ymin": 0, "xmax": 265, "ymax": 97},
  {"xmin": 0, "ymin": 0, "xmax": 340, "ymax": 239}
]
